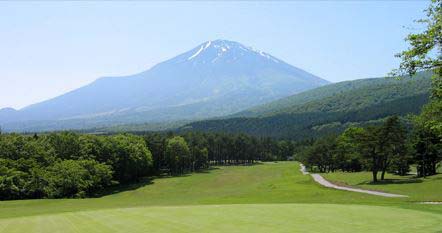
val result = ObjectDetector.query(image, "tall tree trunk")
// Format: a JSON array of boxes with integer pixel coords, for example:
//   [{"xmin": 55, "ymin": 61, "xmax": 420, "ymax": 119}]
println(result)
[
  {"xmin": 431, "ymin": 161, "xmax": 436, "ymax": 175},
  {"xmin": 372, "ymin": 155, "xmax": 379, "ymax": 182},
  {"xmin": 372, "ymin": 170, "xmax": 378, "ymax": 183},
  {"xmin": 381, "ymin": 169, "xmax": 386, "ymax": 180},
  {"xmin": 380, "ymin": 156, "xmax": 389, "ymax": 180}
]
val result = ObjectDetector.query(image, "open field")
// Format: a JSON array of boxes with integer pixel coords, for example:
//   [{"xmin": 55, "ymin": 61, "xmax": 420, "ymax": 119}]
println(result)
[
  {"xmin": 1, "ymin": 162, "xmax": 441, "ymax": 232},
  {"xmin": 322, "ymin": 171, "xmax": 442, "ymax": 202},
  {"xmin": 0, "ymin": 162, "xmax": 392, "ymax": 219},
  {"xmin": 1, "ymin": 204, "xmax": 442, "ymax": 233}
]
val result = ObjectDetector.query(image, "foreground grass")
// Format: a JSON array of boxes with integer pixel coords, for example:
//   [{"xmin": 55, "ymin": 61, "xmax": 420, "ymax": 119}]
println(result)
[
  {"xmin": 1, "ymin": 204, "xmax": 441, "ymax": 233},
  {"xmin": 322, "ymin": 171, "xmax": 442, "ymax": 202},
  {"xmin": 1, "ymin": 162, "xmax": 441, "ymax": 232}
]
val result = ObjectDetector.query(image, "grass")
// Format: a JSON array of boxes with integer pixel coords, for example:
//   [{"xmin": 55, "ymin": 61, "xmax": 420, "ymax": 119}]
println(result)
[
  {"xmin": 0, "ymin": 162, "xmax": 393, "ymax": 218},
  {"xmin": 1, "ymin": 162, "xmax": 441, "ymax": 232},
  {"xmin": 322, "ymin": 171, "xmax": 442, "ymax": 202},
  {"xmin": 1, "ymin": 204, "xmax": 442, "ymax": 233}
]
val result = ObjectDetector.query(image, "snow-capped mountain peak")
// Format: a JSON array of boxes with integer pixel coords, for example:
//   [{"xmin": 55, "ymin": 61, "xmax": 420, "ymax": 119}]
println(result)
[
  {"xmin": 0, "ymin": 39, "xmax": 329, "ymax": 131},
  {"xmin": 184, "ymin": 39, "xmax": 281, "ymax": 64}
]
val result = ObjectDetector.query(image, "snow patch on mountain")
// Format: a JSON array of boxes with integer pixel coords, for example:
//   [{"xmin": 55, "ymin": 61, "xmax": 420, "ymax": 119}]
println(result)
[
  {"xmin": 188, "ymin": 45, "xmax": 204, "ymax": 60},
  {"xmin": 188, "ymin": 41, "xmax": 212, "ymax": 60},
  {"xmin": 186, "ymin": 39, "xmax": 282, "ymax": 64}
]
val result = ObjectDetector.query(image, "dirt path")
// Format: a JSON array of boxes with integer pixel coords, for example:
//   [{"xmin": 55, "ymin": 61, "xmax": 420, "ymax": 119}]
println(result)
[{"xmin": 299, "ymin": 164, "xmax": 408, "ymax": 198}]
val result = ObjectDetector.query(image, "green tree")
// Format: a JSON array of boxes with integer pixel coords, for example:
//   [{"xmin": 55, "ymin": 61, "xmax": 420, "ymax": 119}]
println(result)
[
  {"xmin": 78, "ymin": 135, "xmax": 105, "ymax": 160},
  {"xmin": 45, "ymin": 132, "xmax": 81, "ymax": 160},
  {"xmin": 0, "ymin": 160, "xmax": 27, "ymax": 200},
  {"xmin": 277, "ymin": 140, "xmax": 295, "ymax": 161},
  {"xmin": 413, "ymin": 126, "xmax": 442, "ymax": 177},
  {"xmin": 336, "ymin": 127, "xmax": 364, "ymax": 172},
  {"xmin": 165, "ymin": 136, "xmax": 191, "ymax": 174},
  {"xmin": 393, "ymin": 0, "xmax": 442, "ymax": 138},
  {"xmin": 300, "ymin": 136, "xmax": 337, "ymax": 173},
  {"xmin": 193, "ymin": 147, "xmax": 209, "ymax": 171},
  {"xmin": 144, "ymin": 133, "xmax": 167, "ymax": 174},
  {"xmin": 24, "ymin": 166, "xmax": 49, "ymax": 199},
  {"xmin": 353, "ymin": 126, "xmax": 383, "ymax": 182},
  {"xmin": 107, "ymin": 134, "xmax": 153, "ymax": 183},
  {"xmin": 392, "ymin": 0, "xmax": 442, "ymax": 177},
  {"xmin": 45, "ymin": 160, "xmax": 113, "ymax": 198},
  {"xmin": 378, "ymin": 116, "xmax": 409, "ymax": 179}
]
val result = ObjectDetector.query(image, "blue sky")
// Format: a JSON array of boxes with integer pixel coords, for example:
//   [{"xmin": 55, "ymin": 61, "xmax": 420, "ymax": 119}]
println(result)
[{"xmin": 0, "ymin": 1, "xmax": 429, "ymax": 109}]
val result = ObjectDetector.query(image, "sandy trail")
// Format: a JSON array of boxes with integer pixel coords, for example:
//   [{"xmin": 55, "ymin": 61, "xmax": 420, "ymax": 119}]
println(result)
[{"xmin": 299, "ymin": 164, "xmax": 408, "ymax": 198}]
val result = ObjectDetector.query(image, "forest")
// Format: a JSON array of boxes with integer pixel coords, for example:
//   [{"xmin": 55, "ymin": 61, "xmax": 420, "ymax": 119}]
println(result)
[
  {"xmin": 298, "ymin": 114, "xmax": 441, "ymax": 182},
  {"xmin": 0, "ymin": 130, "xmax": 295, "ymax": 200},
  {"xmin": 183, "ymin": 74, "xmax": 431, "ymax": 140},
  {"xmin": 184, "ymin": 93, "xmax": 428, "ymax": 139}
]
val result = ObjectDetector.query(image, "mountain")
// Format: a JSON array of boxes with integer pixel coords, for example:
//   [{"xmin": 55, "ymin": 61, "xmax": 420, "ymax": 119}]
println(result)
[
  {"xmin": 181, "ymin": 71, "xmax": 432, "ymax": 139},
  {"xmin": 0, "ymin": 39, "xmax": 328, "ymax": 132},
  {"xmin": 0, "ymin": 108, "xmax": 18, "ymax": 122}
]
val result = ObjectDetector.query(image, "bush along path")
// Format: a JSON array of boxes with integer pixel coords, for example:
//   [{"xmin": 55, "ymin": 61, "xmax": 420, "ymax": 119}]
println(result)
[{"xmin": 299, "ymin": 164, "xmax": 408, "ymax": 198}]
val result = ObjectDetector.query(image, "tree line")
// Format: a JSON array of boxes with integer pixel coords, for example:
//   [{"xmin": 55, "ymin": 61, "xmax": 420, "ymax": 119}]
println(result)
[
  {"xmin": 298, "ymin": 116, "xmax": 441, "ymax": 182},
  {"xmin": 300, "ymin": 0, "xmax": 442, "ymax": 182},
  {"xmin": 0, "ymin": 131, "xmax": 294, "ymax": 200},
  {"xmin": 182, "ymin": 71, "xmax": 431, "ymax": 141},
  {"xmin": 144, "ymin": 132, "xmax": 296, "ymax": 175}
]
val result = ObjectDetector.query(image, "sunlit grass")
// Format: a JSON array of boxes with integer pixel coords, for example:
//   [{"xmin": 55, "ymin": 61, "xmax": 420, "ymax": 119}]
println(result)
[
  {"xmin": 322, "ymin": 171, "xmax": 442, "ymax": 202},
  {"xmin": 1, "ymin": 204, "xmax": 441, "ymax": 233},
  {"xmin": 1, "ymin": 162, "xmax": 441, "ymax": 232}
]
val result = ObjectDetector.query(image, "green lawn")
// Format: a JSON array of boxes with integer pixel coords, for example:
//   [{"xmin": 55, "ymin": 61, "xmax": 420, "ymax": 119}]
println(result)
[
  {"xmin": 322, "ymin": 171, "xmax": 442, "ymax": 202},
  {"xmin": 1, "ymin": 204, "xmax": 442, "ymax": 233},
  {"xmin": 0, "ymin": 162, "xmax": 393, "ymax": 219},
  {"xmin": 1, "ymin": 162, "xmax": 441, "ymax": 232}
]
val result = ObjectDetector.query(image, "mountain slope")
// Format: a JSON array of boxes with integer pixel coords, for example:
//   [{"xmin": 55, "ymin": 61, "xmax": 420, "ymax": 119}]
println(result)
[
  {"xmin": 236, "ymin": 71, "xmax": 431, "ymax": 117},
  {"xmin": 181, "ymin": 72, "xmax": 432, "ymax": 139},
  {"xmin": 0, "ymin": 39, "xmax": 328, "ymax": 132}
]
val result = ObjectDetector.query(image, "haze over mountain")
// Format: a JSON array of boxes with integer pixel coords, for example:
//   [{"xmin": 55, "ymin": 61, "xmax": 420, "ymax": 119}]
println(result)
[{"xmin": 0, "ymin": 39, "xmax": 328, "ymax": 132}]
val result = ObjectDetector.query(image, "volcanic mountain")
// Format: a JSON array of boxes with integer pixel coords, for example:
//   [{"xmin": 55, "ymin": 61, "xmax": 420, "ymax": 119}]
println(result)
[{"xmin": 0, "ymin": 39, "xmax": 329, "ymax": 131}]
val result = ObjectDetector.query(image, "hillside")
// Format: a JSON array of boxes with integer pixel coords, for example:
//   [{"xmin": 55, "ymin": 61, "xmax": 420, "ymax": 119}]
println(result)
[
  {"xmin": 182, "ymin": 72, "xmax": 432, "ymax": 139},
  {"xmin": 237, "ymin": 71, "xmax": 431, "ymax": 117},
  {"xmin": 0, "ymin": 40, "xmax": 328, "ymax": 132}
]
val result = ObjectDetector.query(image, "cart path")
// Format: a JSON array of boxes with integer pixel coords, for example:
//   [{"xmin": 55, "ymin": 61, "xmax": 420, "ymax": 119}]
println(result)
[{"xmin": 299, "ymin": 164, "xmax": 408, "ymax": 198}]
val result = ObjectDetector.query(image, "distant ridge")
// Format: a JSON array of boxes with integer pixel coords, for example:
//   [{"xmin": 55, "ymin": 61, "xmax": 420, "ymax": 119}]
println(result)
[
  {"xmin": 181, "ymin": 71, "xmax": 432, "ymax": 139},
  {"xmin": 0, "ymin": 39, "xmax": 328, "ymax": 132}
]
